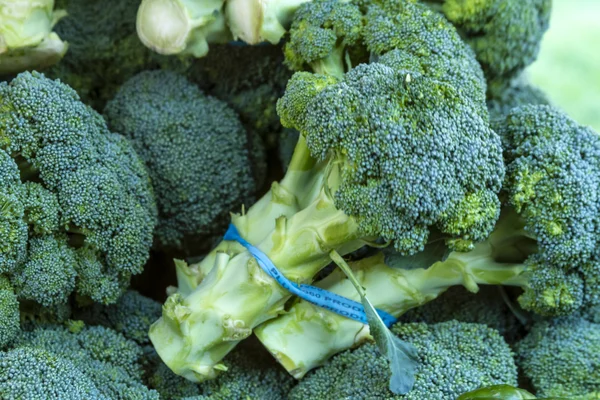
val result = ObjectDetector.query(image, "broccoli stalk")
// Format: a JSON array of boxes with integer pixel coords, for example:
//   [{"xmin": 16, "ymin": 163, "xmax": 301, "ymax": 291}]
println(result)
[
  {"xmin": 135, "ymin": 0, "xmax": 231, "ymax": 58},
  {"xmin": 225, "ymin": 0, "xmax": 311, "ymax": 45},
  {"xmin": 255, "ymin": 224, "xmax": 527, "ymax": 378}
]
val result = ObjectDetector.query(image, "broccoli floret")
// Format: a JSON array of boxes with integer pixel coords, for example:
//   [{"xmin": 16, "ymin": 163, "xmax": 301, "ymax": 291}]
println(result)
[
  {"xmin": 515, "ymin": 314, "xmax": 600, "ymax": 399},
  {"xmin": 0, "ymin": 276, "xmax": 19, "ymax": 349},
  {"xmin": 2, "ymin": 323, "xmax": 159, "ymax": 399},
  {"xmin": 0, "ymin": 71, "xmax": 157, "ymax": 307},
  {"xmin": 431, "ymin": 0, "xmax": 552, "ymax": 84},
  {"xmin": 76, "ymin": 290, "xmax": 162, "ymax": 345},
  {"xmin": 104, "ymin": 70, "xmax": 264, "ymax": 254},
  {"xmin": 400, "ymin": 286, "xmax": 520, "ymax": 339},
  {"xmin": 487, "ymin": 77, "xmax": 550, "ymax": 119},
  {"xmin": 494, "ymin": 105, "xmax": 600, "ymax": 315},
  {"xmin": 187, "ymin": 44, "xmax": 293, "ymax": 149},
  {"xmin": 289, "ymin": 321, "xmax": 517, "ymax": 399},
  {"xmin": 48, "ymin": 0, "xmax": 187, "ymax": 109}
]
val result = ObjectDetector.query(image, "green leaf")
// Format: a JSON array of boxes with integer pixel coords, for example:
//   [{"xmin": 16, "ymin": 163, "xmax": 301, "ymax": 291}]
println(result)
[{"xmin": 330, "ymin": 250, "xmax": 418, "ymax": 395}]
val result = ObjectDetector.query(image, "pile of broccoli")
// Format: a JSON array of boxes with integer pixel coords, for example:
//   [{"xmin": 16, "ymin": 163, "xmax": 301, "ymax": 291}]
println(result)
[{"xmin": 0, "ymin": 0, "xmax": 598, "ymax": 398}]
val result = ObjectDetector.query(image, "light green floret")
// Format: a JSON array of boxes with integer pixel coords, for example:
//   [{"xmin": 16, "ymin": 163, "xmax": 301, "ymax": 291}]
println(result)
[{"xmin": 288, "ymin": 321, "xmax": 518, "ymax": 399}]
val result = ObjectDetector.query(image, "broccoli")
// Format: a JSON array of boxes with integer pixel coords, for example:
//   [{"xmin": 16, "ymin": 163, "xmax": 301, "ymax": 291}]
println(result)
[
  {"xmin": 288, "ymin": 321, "xmax": 518, "ymax": 399},
  {"xmin": 515, "ymin": 314, "xmax": 600, "ymax": 399},
  {"xmin": 487, "ymin": 77, "xmax": 550, "ymax": 119},
  {"xmin": 186, "ymin": 43, "xmax": 293, "ymax": 149},
  {"xmin": 146, "ymin": 338, "xmax": 294, "ymax": 400},
  {"xmin": 148, "ymin": 0, "xmax": 505, "ymax": 381},
  {"xmin": 0, "ymin": 71, "xmax": 157, "ymax": 308},
  {"xmin": 427, "ymin": 0, "xmax": 552, "ymax": 85},
  {"xmin": 0, "ymin": 323, "xmax": 160, "ymax": 399},
  {"xmin": 256, "ymin": 104, "xmax": 600, "ymax": 376},
  {"xmin": 0, "ymin": 1, "xmax": 68, "ymax": 76},
  {"xmin": 0, "ymin": 276, "xmax": 19, "ymax": 349},
  {"xmin": 104, "ymin": 70, "xmax": 265, "ymax": 255},
  {"xmin": 48, "ymin": 0, "xmax": 187, "ymax": 110}
]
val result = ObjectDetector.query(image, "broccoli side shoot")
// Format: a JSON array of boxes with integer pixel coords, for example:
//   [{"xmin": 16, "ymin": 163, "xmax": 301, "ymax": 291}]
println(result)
[
  {"xmin": 289, "ymin": 321, "xmax": 518, "ymax": 399},
  {"xmin": 0, "ymin": 71, "xmax": 157, "ymax": 307},
  {"xmin": 104, "ymin": 70, "xmax": 264, "ymax": 255},
  {"xmin": 515, "ymin": 315, "xmax": 600, "ymax": 399}
]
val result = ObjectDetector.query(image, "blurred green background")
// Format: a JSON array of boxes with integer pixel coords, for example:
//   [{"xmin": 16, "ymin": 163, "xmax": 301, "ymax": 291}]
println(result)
[{"xmin": 528, "ymin": 0, "xmax": 600, "ymax": 130}]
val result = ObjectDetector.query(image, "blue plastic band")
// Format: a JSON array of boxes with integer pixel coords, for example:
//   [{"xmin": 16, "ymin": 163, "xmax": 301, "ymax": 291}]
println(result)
[{"xmin": 224, "ymin": 224, "xmax": 397, "ymax": 327}]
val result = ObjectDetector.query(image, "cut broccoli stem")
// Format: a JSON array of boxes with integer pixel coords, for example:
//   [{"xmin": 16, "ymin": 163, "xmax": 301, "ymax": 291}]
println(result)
[
  {"xmin": 173, "ymin": 136, "xmax": 327, "ymax": 295},
  {"xmin": 136, "ymin": 0, "xmax": 232, "ymax": 57},
  {"xmin": 149, "ymin": 177, "xmax": 369, "ymax": 382},
  {"xmin": 255, "ymin": 242, "xmax": 528, "ymax": 377},
  {"xmin": 310, "ymin": 45, "xmax": 346, "ymax": 79}
]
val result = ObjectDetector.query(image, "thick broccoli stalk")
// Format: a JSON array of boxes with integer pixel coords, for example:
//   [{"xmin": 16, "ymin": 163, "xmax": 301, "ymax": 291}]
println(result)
[
  {"xmin": 0, "ymin": 0, "xmax": 68, "ymax": 75},
  {"xmin": 515, "ymin": 314, "xmax": 600, "ymax": 399},
  {"xmin": 0, "ymin": 71, "xmax": 157, "ymax": 307},
  {"xmin": 225, "ymin": 0, "xmax": 311, "ymax": 45},
  {"xmin": 104, "ymin": 70, "xmax": 266, "ymax": 255},
  {"xmin": 149, "ymin": 53, "xmax": 503, "ymax": 381},
  {"xmin": 136, "ymin": 0, "xmax": 231, "ymax": 58},
  {"xmin": 255, "ymin": 238, "xmax": 526, "ymax": 377},
  {"xmin": 288, "ymin": 321, "xmax": 518, "ymax": 399}
]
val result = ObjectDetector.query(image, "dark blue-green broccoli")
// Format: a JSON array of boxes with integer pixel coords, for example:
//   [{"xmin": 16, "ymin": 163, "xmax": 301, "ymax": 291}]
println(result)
[
  {"xmin": 491, "ymin": 105, "xmax": 600, "ymax": 315},
  {"xmin": 104, "ymin": 70, "xmax": 264, "ymax": 254},
  {"xmin": 429, "ymin": 0, "xmax": 552, "ymax": 84},
  {"xmin": 48, "ymin": 0, "xmax": 186, "ymax": 110},
  {"xmin": 0, "ymin": 323, "xmax": 159, "ymax": 399},
  {"xmin": 515, "ymin": 314, "xmax": 600, "ymax": 399},
  {"xmin": 289, "ymin": 321, "xmax": 518, "ymax": 399},
  {"xmin": 0, "ymin": 71, "xmax": 157, "ymax": 308},
  {"xmin": 400, "ymin": 285, "xmax": 520, "ymax": 339},
  {"xmin": 0, "ymin": 276, "xmax": 19, "ymax": 349},
  {"xmin": 187, "ymin": 44, "xmax": 292, "ymax": 149},
  {"xmin": 487, "ymin": 77, "xmax": 550, "ymax": 119}
]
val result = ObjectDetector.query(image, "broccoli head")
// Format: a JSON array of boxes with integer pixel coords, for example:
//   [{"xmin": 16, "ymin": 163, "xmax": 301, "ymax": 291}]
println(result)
[
  {"xmin": 0, "ymin": 71, "xmax": 157, "ymax": 307},
  {"xmin": 515, "ymin": 314, "xmax": 600, "ymax": 399},
  {"xmin": 104, "ymin": 70, "xmax": 264, "ymax": 255},
  {"xmin": 493, "ymin": 105, "xmax": 600, "ymax": 315},
  {"xmin": 433, "ymin": 0, "xmax": 552, "ymax": 84},
  {"xmin": 289, "ymin": 321, "xmax": 518, "ymax": 399}
]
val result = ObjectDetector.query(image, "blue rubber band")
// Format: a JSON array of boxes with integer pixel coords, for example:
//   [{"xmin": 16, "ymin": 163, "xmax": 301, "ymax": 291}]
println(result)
[{"xmin": 224, "ymin": 224, "xmax": 397, "ymax": 327}]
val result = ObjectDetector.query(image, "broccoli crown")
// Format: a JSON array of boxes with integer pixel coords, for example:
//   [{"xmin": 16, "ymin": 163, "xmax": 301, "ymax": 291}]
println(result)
[
  {"xmin": 494, "ymin": 105, "xmax": 600, "ymax": 314},
  {"xmin": 0, "ymin": 71, "xmax": 157, "ymax": 306},
  {"xmin": 76, "ymin": 290, "xmax": 162, "ymax": 345},
  {"xmin": 187, "ymin": 44, "xmax": 292, "ymax": 149},
  {"xmin": 289, "ymin": 321, "xmax": 517, "ymax": 399},
  {"xmin": 515, "ymin": 315, "xmax": 600, "ymax": 399},
  {"xmin": 487, "ymin": 78, "xmax": 550, "ymax": 119},
  {"xmin": 284, "ymin": 0, "xmax": 364, "ymax": 75},
  {"xmin": 104, "ymin": 70, "xmax": 262, "ymax": 254},
  {"xmin": 48, "ymin": 0, "xmax": 186, "ymax": 109},
  {"xmin": 147, "ymin": 339, "xmax": 294, "ymax": 400},
  {"xmin": 0, "ymin": 276, "xmax": 19, "ymax": 349},
  {"xmin": 438, "ymin": 0, "xmax": 552, "ymax": 83},
  {"xmin": 2, "ymin": 323, "xmax": 159, "ymax": 400},
  {"xmin": 400, "ymin": 286, "xmax": 520, "ymax": 339},
  {"xmin": 278, "ymin": 59, "xmax": 504, "ymax": 254}
]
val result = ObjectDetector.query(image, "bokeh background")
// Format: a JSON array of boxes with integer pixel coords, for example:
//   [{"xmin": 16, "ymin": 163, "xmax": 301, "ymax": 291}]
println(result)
[{"xmin": 528, "ymin": 0, "xmax": 600, "ymax": 130}]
